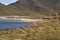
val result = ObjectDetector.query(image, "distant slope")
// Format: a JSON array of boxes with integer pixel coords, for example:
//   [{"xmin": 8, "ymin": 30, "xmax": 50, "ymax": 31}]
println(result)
[
  {"xmin": 8, "ymin": 0, "xmax": 50, "ymax": 11},
  {"xmin": 0, "ymin": 4, "xmax": 18, "ymax": 16},
  {"xmin": 0, "ymin": 0, "xmax": 60, "ymax": 16},
  {"xmin": 7, "ymin": 0, "xmax": 50, "ymax": 16},
  {"xmin": 9, "ymin": 0, "xmax": 60, "ymax": 11}
]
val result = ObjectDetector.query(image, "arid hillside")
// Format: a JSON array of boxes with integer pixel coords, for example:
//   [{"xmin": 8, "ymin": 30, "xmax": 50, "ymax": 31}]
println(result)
[{"xmin": 0, "ymin": 0, "xmax": 60, "ymax": 16}]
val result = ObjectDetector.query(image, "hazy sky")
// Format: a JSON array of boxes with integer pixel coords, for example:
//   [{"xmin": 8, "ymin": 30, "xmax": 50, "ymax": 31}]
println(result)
[{"xmin": 0, "ymin": 0, "xmax": 17, "ymax": 5}]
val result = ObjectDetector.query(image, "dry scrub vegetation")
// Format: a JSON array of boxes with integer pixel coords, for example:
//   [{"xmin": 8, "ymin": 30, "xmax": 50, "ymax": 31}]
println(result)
[{"xmin": 0, "ymin": 19, "xmax": 60, "ymax": 40}]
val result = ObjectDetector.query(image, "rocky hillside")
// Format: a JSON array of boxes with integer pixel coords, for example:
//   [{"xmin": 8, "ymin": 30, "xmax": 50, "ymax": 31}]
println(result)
[{"xmin": 0, "ymin": 0, "xmax": 60, "ymax": 16}]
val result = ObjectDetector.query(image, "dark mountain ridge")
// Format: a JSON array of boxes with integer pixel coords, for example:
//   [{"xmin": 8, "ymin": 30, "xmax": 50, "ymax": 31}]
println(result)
[{"xmin": 0, "ymin": 0, "xmax": 60, "ymax": 16}]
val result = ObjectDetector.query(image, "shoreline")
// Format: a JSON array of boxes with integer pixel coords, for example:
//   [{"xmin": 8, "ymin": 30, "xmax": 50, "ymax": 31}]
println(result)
[{"xmin": 0, "ymin": 16, "xmax": 43, "ymax": 22}]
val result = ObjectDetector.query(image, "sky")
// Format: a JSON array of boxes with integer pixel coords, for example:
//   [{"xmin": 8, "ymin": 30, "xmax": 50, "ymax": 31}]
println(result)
[{"xmin": 0, "ymin": 0, "xmax": 17, "ymax": 5}]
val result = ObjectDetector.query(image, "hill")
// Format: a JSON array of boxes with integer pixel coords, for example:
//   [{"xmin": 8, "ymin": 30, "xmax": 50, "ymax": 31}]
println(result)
[{"xmin": 0, "ymin": 0, "xmax": 60, "ymax": 16}]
